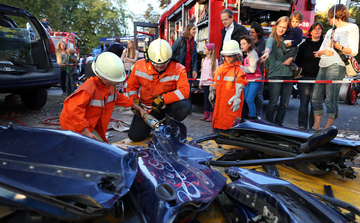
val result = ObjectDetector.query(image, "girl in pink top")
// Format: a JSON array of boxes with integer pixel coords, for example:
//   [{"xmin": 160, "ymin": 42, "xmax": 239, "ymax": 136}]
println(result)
[
  {"xmin": 199, "ymin": 43, "xmax": 218, "ymax": 122},
  {"xmin": 240, "ymin": 35, "xmax": 262, "ymax": 119}
]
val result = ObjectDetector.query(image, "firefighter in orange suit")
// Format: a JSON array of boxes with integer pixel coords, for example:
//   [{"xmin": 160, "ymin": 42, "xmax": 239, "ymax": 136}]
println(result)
[
  {"xmin": 127, "ymin": 38, "xmax": 191, "ymax": 142},
  {"xmin": 60, "ymin": 52, "xmax": 147, "ymax": 142},
  {"xmin": 209, "ymin": 40, "xmax": 248, "ymax": 132}
]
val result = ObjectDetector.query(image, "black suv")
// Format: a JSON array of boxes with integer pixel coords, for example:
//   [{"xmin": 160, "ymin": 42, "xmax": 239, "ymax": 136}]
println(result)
[{"xmin": 0, "ymin": 4, "xmax": 60, "ymax": 109}]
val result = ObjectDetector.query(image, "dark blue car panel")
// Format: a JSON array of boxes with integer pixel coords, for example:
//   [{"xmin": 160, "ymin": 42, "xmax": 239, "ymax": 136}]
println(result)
[
  {"xmin": 0, "ymin": 68, "xmax": 60, "ymax": 90},
  {"xmin": 130, "ymin": 121, "xmax": 227, "ymax": 223},
  {"xmin": 224, "ymin": 167, "xmax": 348, "ymax": 223},
  {"xmin": 0, "ymin": 125, "xmax": 137, "ymax": 221},
  {"xmin": 233, "ymin": 119, "xmax": 360, "ymax": 147}
]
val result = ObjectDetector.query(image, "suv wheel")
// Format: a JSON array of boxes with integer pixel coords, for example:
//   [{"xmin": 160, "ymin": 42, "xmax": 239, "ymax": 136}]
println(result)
[{"xmin": 20, "ymin": 88, "xmax": 48, "ymax": 110}]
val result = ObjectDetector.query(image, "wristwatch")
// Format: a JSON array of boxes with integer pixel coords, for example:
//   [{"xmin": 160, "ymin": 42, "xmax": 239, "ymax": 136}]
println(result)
[{"xmin": 340, "ymin": 45, "xmax": 344, "ymax": 51}]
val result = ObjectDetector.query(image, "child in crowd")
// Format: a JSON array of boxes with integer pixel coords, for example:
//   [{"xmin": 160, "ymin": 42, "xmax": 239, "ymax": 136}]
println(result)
[
  {"xmin": 62, "ymin": 48, "xmax": 79, "ymax": 95},
  {"xmin": 284, "ymin": 10, "xmax": 304, "ymax": 79},
  {"xmin": 239, "ymin": 35, "xmax": 262, "ymax": 120},
  {"xmin": 199, "ymin": 43, "xmax": 218, "ymax": 122},
  {"xmin": 60, "ymin": 52, "xmax": 146, "ymax": 143},
  {"xmin": 208, "ymin": 40, "xmax": 248, "ymax": 132}
]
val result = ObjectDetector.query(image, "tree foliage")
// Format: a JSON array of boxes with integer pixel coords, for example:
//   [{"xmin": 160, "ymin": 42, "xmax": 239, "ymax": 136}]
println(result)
[
  {"xmin": 134, "ymin": 2, "xmax": 162, "ymax": 35},
  {"xmin": 1, "ymin": 0, "xmax": 129, "ymax": 54},
  {"xmin": 144, "ymin": 3, "xmax": 160, "ymax": 24},
  {"xmin": 159, "ymin": 0, "xmax": 171, "ymax": 9},
  {"xmin": 315, "ymin": 11, "xmax": 331, "ymax": 32}
]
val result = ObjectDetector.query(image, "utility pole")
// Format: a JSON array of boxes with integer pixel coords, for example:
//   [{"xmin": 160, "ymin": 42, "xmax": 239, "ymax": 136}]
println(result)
[{"xmin": 345, "ymin": 0, "xmax": 350, "ymax": 9}]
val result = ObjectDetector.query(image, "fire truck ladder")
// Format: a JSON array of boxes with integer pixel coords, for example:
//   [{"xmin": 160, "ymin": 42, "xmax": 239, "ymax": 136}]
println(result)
[{"xmin": 223, "ymin": 0, "xmax": 241, "ymax": 24}]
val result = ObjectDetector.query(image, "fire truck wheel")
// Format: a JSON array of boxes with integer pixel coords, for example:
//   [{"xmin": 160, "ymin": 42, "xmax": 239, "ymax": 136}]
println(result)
[{"xmin": 347, "ymin": 87, "xmax": 357, "ymax": 105}]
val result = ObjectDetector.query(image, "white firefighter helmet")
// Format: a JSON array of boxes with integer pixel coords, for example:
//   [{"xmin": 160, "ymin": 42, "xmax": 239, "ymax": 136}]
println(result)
[
  {"xmin": 221, "ymin": 40, "xmax": 241, "ymax": 56},
  {"xmin": 92, "ymin": 52, "xmax": 125, "ymax": 83},
  {"xmin": 148, "ymin": 38, "xmax": 172, "ymax": 64}
]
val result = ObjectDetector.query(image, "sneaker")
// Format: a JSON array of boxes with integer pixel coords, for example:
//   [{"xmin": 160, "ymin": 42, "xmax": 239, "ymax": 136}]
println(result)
[
  {"xmin": 309, "ymin": 127, "xmax": 321, "ymax": 133},
  {"xmin": 298, "ymin": 126, "xmax": 306, "ymax": 130},
  {"xmin": 293, "ymin": 67, "xmax": 302, "ymax": 79}
]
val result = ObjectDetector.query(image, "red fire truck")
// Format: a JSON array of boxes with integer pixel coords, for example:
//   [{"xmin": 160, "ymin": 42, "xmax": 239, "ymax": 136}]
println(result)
[
  {"xmin": 49, "ymin": 31, "xmax": 80, "ymax": 57},
  {"xmin": 159, "ymin": 0, "xmax": 316, "ymax": 57}
]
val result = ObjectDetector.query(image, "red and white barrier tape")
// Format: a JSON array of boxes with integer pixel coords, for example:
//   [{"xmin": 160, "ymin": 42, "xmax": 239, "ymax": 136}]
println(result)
[{"xmin": 188, "ymin": 78, "xmax": 360, "ymax": 84}]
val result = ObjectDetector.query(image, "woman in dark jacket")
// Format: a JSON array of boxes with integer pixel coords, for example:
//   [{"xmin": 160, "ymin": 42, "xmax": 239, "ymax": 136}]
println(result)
[
  {"xmin": 295, "ymin": 22, "xmax": 324, "ymax": 130},
  {"xmin": 171, "ymin": 23, "xmax": 198, "ymax": 80}
]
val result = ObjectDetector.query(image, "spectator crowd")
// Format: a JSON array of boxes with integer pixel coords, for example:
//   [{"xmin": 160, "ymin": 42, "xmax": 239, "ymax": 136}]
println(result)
[{"xmin": 57, "ymin": 3, "xmax": 359, "ymax": 141}]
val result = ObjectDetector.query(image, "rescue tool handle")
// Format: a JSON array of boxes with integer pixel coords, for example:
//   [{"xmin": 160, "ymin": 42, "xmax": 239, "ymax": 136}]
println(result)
[{"xmin": 143, "ymin": 113, "xmax": 160, "ymax": 129}]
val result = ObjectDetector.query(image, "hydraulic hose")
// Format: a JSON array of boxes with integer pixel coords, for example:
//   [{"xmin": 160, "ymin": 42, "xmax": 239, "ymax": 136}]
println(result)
[
  {"xmin": 42, "ymin": 117, "xmax": 60, "ymax": 126},
  {"xmin": 0, "ymin": 116, "xmax": 28, "ymax": 126}
]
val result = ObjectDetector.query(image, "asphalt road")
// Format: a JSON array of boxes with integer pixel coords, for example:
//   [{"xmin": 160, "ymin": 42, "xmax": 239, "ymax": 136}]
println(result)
[{"xmin": 0, "ymin": 87, "xmax": 359, "ymax": 144}]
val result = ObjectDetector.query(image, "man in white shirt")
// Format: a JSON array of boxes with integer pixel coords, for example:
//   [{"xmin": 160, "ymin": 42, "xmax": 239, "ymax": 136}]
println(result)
[{"xmin": 220, "ymin": 9, "xmax": 248, "ymax": 57}]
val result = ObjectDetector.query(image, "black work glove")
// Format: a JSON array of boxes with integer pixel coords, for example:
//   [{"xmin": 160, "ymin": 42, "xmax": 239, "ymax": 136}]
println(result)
[
  {"xmin": 152, "ymin": 95, "xmax": 165, "ymax": 113},
  {"xmin": 131, "ymin": 99, "xmax": 142, "ymax": 117}
]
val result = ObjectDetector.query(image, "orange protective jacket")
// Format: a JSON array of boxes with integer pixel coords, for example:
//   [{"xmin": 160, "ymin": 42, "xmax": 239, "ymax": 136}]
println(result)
[
  {"xmin": 211, "ymin": 61, "xmax": 248, "ymax": 130},
  {"xmin": 60, "ymin": 76, "xmax": 134, "ymax": 142},
  {"xmin": 126, "ymin": 59, "xmax": 190, "ymax": 112}
]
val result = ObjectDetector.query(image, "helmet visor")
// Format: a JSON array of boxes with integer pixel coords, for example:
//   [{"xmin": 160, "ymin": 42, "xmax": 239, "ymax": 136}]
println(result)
[
  {"xmin": 97, "ymin": 70, "xmax": 126, "ymax": 86},
  {"xmin": 151, "ymin": 60, "xmax": 170, "ymax": 71}
]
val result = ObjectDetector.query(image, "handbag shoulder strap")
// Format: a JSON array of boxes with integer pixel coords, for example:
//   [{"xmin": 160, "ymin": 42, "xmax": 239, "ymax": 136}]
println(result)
[{"xmin": 334, "ymin": 48, "xmax": 349, "ymax": 65}]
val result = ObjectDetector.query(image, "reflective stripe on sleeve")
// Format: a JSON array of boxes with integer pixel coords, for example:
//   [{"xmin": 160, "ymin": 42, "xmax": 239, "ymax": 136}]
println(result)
[
  {"xmin": 135, "ymin": 70, "xmax": 153, "ymax": 80},
  {"xmin": 173, "ymin": 89, "xmax": 185, "ymax": 100},
  {"xmin": 90, "ymin": 94, "xmax": 117, "ymax": 107},
  {"xmin": 160, "ymin": 75, "xmax": 179, "ymax": 82},
  {"xmin": 90, "ymin": 99, "xmax": 104, "ymax": 107},
  {"xmin": 106, "ymin": 94, "xmax": 117, "ymax": 103},
  {"xmin": 216, "ymin": 76, "xmax": 220, "ymax": 81},
  {"xmin": 128, "ymin": 91, "xmax": 138, "ymax": 96},
  {"xmin": 224, "ymin": 76, "xmax": 236, "ymax": 82}
]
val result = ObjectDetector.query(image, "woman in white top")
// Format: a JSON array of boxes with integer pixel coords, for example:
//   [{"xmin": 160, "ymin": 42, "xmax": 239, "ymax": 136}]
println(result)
[
  {"xmin": 311, "ymin": 4, "xmax": 359, "ymax": 132},
  {"xmin": 121, "ymin": 40, "xmax": 139, "ymax": 75}
]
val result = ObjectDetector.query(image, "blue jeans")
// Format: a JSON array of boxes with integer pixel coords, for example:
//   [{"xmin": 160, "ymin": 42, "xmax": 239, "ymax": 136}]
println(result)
[
  {"xmin": 245, "ymin": 82, "xmax": 261, "ymax": 117},
  {"xmin": 265, "ymin": 76, "xmax": 293, "ymax": 126},
  {"xmin": 61, "ymin": 70, "xmax": 66, "ymax": 93},
  {"xmin": 254, "ymin": 81, "xmax": 264, "ymax": 117},
  {"xmin": 65, "ymin": 73, "xmax": 76, "ymax": 95},
  {"xmin": 298, "ymin": 77, "xmax": 315, "ymax": 129},
  {"xmin": 311, "ymin": 64, "xmax": 345, "ymax": 119}
]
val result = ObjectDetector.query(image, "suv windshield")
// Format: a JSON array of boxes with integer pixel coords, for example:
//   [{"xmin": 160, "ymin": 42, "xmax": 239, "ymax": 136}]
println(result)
[{"xmin": 0, "ymin": 26, "xmax": 33, "ymax": 67}]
